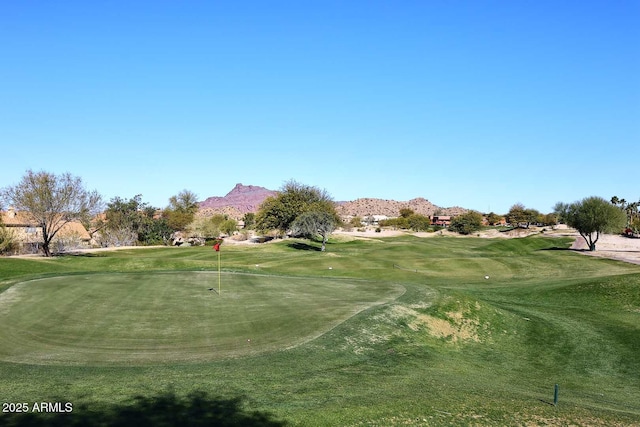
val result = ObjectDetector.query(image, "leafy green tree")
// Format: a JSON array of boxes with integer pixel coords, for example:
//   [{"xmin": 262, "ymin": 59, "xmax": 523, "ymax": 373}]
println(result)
[
  {"xmin": 506, "ymin": 203, "xmax": 540, "ymax": 228},
  {"xmin": 485, "ymin": 212, "xmax": 503, "ymax": 226},
  {"xmin": 540, "ymin": 213, "xmax": 558, "ymax": 226},
  {"xmin": 609, "ymin": 196, "xmax": 639, "ymax": 227},
  {"xmin": 395, "ymin": 217, "xmax": 410, "ymax": 229},
  {"xmin": 101, "ymin": 195, "xmax": 168, "ymax": 246},
  {"xmin": 1, "ymin": 170, "xmax": 102, "ymax": 256},
  {"xmin": 526, "ymin": 208, "xmax": 542, "ymax": 226},
  {"xmin": 242, "ymin": 212, "xmax": 255, "ymax": 229},
  {"xmin": 209, "ymin": 214, "xmax": 228, "ymax": 231},
  {"xmin": 164, "ymin": 190, "xmax": 199, "ymax": 231},
  {"xmin": 379, "ymin": 217, "xmax": 408, "ymax": 230},
  {"xmin": 554, "ymin": 196, "xmax": 626, "ymax": 251},
  {"xmin": 391, "ymin": 209, "xmax": 431, "ymax": 231},
  {"xmin": 138, "ymin": 216, "xmax": 173, "ymax": 245},
  {"xmin": 449, "ymin": 211, "xmax": 483, "ymax": 235},
  {"xmin": 101, "ymin": 195, "xmax": 137, "ymax": 246},
  {"xmin": 506, "ymin": 203, "xmax": 526, "ymax": 227},
  {"xmin": 290, "ymin": 210, "xmax": 337, "ymax": 251},
  {"xmin": 553, "ymin": 202, "xmax": 569, "ymax": 220},
  {"xmin": 408, "ymin": 214, "xmax": 431, "ymax": 231},
  {"xmin": 255, "ymin": 180, "xmax": 338, "ymax": 236},
  {"xmin": 187, "ymin": 214, "xmax": 230, "ymax": 239},
  {"xmin": 399, "ymin": 208, "xmax": 415, "ymax": 218},
  {"xmin": 624, "ymin": 201, "xmax": 639, "ymax": 228},
  {"xmin": 349, "ymin": 216, "xmax": 363, "ymax": 227},
  {"xmin": 221, "ymin": 218, "xmax": 238, "ymax": 236}
]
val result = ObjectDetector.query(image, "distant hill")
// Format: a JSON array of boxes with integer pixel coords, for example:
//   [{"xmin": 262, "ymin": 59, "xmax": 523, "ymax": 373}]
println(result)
[
  {"xmin": 198, "ymin": 184, "xmax": 276, "ymax": 218},
  {"xmin": 198, "ymin": 184, "xmax": 468, "ymax": 220},
  {"xmin": 336, "ymin": 197, "xmax": 467, "ymax": 218}
]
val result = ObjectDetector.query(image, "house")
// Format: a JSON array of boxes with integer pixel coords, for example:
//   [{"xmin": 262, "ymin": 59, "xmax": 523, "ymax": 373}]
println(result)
[
  {"xmin": 431, "ymin": 215, "xmax": 452, "ymax": 227},
  {"xmin": 0, "ymin": 207, "xmax": 91, "ymax": 254}
]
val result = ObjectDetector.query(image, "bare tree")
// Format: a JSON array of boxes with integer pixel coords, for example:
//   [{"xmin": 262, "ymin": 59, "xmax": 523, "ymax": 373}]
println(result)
[{"xmin": 2, "ymin": 170, "xmax": 102, "ymax": 256}]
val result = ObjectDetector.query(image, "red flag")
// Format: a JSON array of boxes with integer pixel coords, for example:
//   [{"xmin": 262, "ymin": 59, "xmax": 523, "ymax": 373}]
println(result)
[{"xmin": 213, "ymin": 243, "xmax": 220, "ymax": 251}]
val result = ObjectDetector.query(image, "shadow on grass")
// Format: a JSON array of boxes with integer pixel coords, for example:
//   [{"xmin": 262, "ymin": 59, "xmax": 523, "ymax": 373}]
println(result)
[
  {"xmin": 539, "ymin": 247, "xmax": 572, "ymax": 251},
  {"xmin": 286, "ymin": 242, "xmax": 321, "ymax": 251},
  {"xmin": 0, "ymin": 391, "xmax": 287, "ymax": 427},
  {"xmin": 55, "ymin": 252, "xmax": 104, "ymax": 258}
]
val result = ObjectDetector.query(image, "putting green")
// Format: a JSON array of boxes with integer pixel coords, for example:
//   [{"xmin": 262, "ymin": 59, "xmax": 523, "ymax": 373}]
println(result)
[{"xmin": 0, "ymin": 272, "xmax": 403, "ymax": 366}]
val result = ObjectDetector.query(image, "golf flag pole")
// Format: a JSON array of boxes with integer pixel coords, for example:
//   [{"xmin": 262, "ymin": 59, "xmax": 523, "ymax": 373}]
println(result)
[{"xmin": 213, "ymin": 239, "xmax": 222, "ymax": 295}]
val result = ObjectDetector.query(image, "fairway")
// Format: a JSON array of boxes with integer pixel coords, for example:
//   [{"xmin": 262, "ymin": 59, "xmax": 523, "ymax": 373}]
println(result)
[
  {"xmin": 1, "ymin": 237, "xmax": 639, "ymax": 426},
  {"xmin": 0, "ymin": 271, "xmax": 403, "ymax": 365}
]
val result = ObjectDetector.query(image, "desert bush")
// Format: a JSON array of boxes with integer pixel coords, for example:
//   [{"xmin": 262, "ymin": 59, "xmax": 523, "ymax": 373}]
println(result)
[
  {"xmin": 49, "ymin": 231, "xmax": 89, "ymax": 253},
  {"xmin": 0, "ymin": 225, "xmax": 17, "ymax": 255},
  {"xmin": 231, "ymin": 230, "xmax": 251, "ymax": 241},
  {"xmin": 342, "ymin": 224, "xmax": 354, "ymax": 232}
]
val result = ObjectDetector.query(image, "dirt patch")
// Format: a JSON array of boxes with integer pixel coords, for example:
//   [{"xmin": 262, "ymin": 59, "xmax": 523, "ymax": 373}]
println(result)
[
  {"xmin": 570, "ymin": 233, "xmax": 640, "ymax": 266},
  {"xmin": 412, "ymin": 312, "xmax": 481, "ymax": 343},
  {"xmin": 392, "ymin": 305, "xmax": 481, "ymax": 343}
]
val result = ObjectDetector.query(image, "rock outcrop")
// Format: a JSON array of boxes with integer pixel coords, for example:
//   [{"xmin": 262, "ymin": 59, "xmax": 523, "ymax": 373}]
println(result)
[
  {"xmin": 198, "ymin": 183, "xmax": 276, "ymax": 216},
  {"xmin": 336, "ymin": 197, "xmax": 467, "ymax": 218}
]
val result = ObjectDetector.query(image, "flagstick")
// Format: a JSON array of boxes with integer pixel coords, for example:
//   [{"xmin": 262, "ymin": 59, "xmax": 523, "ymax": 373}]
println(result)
[{"xmin": 218, "ymin": 248, "xmax": 221, "ymax": 296}]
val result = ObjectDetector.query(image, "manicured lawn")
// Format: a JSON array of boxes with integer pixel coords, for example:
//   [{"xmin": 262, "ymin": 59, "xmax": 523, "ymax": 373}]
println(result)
[
  {"xmin": 0, "ymin": 235, "xmax": 639, "ymax": 426},
  {"xmin": 0, "ymin": 272, "xmax": 401, "ymax": 365}
]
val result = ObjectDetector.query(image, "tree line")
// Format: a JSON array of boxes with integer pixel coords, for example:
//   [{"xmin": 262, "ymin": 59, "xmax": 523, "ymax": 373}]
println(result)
[
  {"xmin": 1, "ymin": 169, "xmax": 637, "ymax": 256},
  {"xmin": 0, "ymin": 170, "xmax": 245, "ymax": 256},
  {"xmin": 0, "ymin": 171, "xmax": 339, "ymax": 256}
]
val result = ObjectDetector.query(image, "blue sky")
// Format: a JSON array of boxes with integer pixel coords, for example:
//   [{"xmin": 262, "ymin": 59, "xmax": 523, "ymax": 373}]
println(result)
[{"xmin": 1, "ymin": 1, "xmax": 638, "ymax": 214}]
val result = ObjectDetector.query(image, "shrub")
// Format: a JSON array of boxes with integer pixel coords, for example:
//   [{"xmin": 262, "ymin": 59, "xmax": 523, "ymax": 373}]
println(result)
[
  {"xmin": 449, "ymin": 211, "xmax": 483, "ymax": 235},
  {"xmin": 0, "ymin": 225, "xmax": 16, "ymax": 255}
]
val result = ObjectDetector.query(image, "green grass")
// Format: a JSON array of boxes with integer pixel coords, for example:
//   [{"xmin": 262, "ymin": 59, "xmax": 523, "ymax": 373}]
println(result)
[
  {"xmin": 1, "ymin": 235, "xmax": 639, "ymax": 426},
  {"xmin": 0, "ymin": 272, "xmax": 401, "ymax": 365}
]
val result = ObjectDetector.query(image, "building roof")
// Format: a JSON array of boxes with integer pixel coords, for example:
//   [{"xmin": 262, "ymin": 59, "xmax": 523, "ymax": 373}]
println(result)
[
  {"xmin": 1, "ymin": 208, "xmax": 91, "ymax": 240},
  {"xmin": 0, "ymin": 208, "xmax": 33, "ymax": 226},
  {"xmin": 59, "ymin": 221, "xmax": 91, "ymax": 240}
]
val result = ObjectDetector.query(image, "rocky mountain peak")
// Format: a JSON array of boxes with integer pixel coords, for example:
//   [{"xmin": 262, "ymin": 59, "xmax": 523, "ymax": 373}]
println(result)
[
  {"xmin": 225, "ymin": 183, "xmax": 266, "ymax": 197},
  {"xmin": 199, "ymin": 184, "xmax": 276, "ymax": 216},
  {"xmin": 199, "ymin": 184, "xmax": 468, "ymax": 220}
]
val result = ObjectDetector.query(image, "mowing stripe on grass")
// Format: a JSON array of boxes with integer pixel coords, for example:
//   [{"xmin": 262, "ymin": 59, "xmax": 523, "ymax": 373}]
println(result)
[{"xmin": 0, "ymin": 271, "xmax": 403, "ymax": 366}]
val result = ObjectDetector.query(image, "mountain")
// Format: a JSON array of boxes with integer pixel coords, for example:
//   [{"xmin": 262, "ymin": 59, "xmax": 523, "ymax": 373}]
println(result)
[
  {"xmin": 198, "ymin": 184, "xmax": 276, "ymax": 217},
  {"xmin": 336, "ymin": 197, "xmax": 467, "ymax": 218},
  {"xmin": 198, "ymin": 184, "xmax": 468, "ymax": 220}
]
